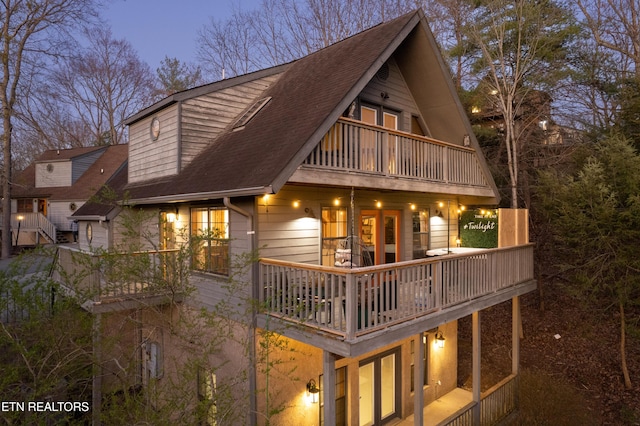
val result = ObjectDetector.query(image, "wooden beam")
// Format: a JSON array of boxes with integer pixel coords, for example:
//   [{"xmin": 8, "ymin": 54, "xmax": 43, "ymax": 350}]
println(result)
[
  {"xmin": 323, "ymin": 351, "xmax": 336, "ymax": 425},
  {"xmin": 472, "ymin": 311, "xmax": 481, "ymax": 424}
]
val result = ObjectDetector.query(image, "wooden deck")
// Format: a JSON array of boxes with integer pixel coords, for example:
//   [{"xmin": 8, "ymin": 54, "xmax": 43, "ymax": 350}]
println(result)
[{"xmin": 259, "ymin": 244, "xmax": 535, "ymax": 346}]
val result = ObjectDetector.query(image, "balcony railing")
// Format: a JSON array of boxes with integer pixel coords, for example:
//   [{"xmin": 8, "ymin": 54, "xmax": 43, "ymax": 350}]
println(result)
[
  {"xmin": 0, "ymin": 212, "xmax": 57, "ymax": 243},
  {"xmin": 302, "ymin": 118, "xmax": 488, "ymax": 187},
  {"xmin": 52, "ymin": 246, "xmax": 185, "ymax": 307},
  {"xmin": 259, "ymin": 244, "xmax": 534, "ymax": 340}
]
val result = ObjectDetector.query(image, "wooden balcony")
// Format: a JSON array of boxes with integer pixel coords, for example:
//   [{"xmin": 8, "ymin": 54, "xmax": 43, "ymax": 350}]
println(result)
[
  {"xmin": 301, "ymin": 118, "xmax": 489, "ymax": 188},
  {"xmin": 259, "ymin": 244, "xmax": 535, "ymax": 354},
  {"xmin": 52, "ymin": 246, "xmax": 185, "ymax": 313}
]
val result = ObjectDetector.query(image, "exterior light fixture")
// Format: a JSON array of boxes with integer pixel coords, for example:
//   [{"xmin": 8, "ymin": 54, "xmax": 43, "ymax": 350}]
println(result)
[
  {"xmin": 376, "ymin": 200, "xmax": 382, "ymax": 208},
  {"xmin": 293, "ymin": 200, "xmax": 300, "ymax": 208},
  {"xmin": 410, "ymin": 203, "xmax": 416, "ymax": 210},
  {"xmin": 334, "ymin": 198, "xmax": 340, "ymax": 206},
  {"xmin": 306, "ymin": 379, "xmax": 319, "ymax": 403},
  {"xmin": 435, "ymin": 330, "xmax": 445, "ymax": 348}
]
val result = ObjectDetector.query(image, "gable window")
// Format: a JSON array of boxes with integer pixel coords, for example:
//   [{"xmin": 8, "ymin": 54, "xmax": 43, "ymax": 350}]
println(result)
[{"xmin": 191, "ymin": 207, "xmax": 229, "ymax": 275}]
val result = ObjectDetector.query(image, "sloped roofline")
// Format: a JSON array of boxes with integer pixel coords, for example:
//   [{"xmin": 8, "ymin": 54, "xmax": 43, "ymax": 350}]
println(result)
[
  {"xmin": 124, "ymin": 64, "xmax": 291, "ymax": 126},
  {"xmin": 125, "ymin": 9, "xmax": 499, "ymax": 204}
]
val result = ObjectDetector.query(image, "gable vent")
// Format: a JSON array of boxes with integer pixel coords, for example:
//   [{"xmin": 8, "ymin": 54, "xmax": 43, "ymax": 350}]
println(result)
[
  {"xmin": 377, "ymin": 63, "xmax": 390, "ymax": 81},
  {"xmin": 233, "ymin": 97, "xmax": 272, "ymax": 130}
]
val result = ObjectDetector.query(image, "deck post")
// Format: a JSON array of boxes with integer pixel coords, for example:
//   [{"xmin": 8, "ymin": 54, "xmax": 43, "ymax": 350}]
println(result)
[
  {"xmin": 472, "ymin": 311, "xmax": 481, "ymax": 425},
  {"xmin": 414, "ymin": 332, "xmax": 424, "ymax": 426},
  {"xmin": 322, "ymin": 351, "xmax": 336, "ymax": 425},
  {"xmin": 345, "ymin": 273, "xmax": 356, "ymax": 340},
  {"xmin": 512, "ymin": 296, "xmax": 521, "ymax": 375}
]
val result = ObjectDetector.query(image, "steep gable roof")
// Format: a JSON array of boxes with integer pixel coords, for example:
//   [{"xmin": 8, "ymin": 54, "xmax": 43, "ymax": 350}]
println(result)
[
  {"xmin": 12, "ymin": 145, "xmax": 129, "ymax": 200},
  {"xmin": 125, "ymin": 10, "xmax": 497, "ymax": 203}
]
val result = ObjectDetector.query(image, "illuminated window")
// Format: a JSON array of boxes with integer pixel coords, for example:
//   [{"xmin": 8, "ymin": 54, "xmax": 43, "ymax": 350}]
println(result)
[
  {"xmin": 321, "ymin": 206, "xmax": 348, "ymax": 266},
  {"xmin": 191, "ymin": 207, "xmax": 229, "ymax": 275}
]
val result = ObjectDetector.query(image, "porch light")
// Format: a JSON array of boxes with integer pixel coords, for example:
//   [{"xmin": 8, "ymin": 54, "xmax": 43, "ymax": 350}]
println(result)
[
  {"xmin": 376, "ymin": 200, "xmax": 382, "ymax": 208},
  {"xmin": 334, "ymin": 198, "xmax": 340, "ymax": 206},
  {"xmin": 435, "ymin": 330, "xmax": 445, "ymax": 348},
  {"xmin": 293, "ymin": 200, "xmax": 300, "ymax": 208},
  {"xmin": 410, "ymin": 203, "xmax": 416, "ymax": 210},
  {"xmin": 166, "ymin": 213, "xmax": 176, "ymax": 223},
  {"xmin": 306, "ymin": 379, "xmax": 319, "ymax": 403}
]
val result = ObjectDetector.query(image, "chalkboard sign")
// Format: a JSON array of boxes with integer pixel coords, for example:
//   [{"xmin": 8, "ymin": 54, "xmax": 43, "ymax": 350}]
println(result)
[{"xmin": 459, "ymin": 209, "xmax": 498, "ymax": 248}]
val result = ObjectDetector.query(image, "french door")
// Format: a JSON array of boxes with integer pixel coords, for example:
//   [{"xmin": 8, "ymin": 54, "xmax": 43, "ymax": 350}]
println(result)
[
  {"xmin": 360, "ymin": 210, "xmax": 401, "ymax": 265},
  {"xmin": 359, "ymin": 349, "xmax": 399, "ymax": 425}
]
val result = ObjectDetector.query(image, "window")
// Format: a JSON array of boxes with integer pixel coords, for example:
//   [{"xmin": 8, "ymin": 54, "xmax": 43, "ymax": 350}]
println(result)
[
  {"xmin": 16, "ymin": 199, "xmax": 33, "ymax": 213},
  {"xmin": 191, "ymin": 207, "xmax": 229, "ymax": 275},
  {"xmin": 412, "ymin": 209, "xmax": 430, "ymax": 259},
  {"xmin": 321, "ymin": 206, "xmax": 348, "ymax": 266}
]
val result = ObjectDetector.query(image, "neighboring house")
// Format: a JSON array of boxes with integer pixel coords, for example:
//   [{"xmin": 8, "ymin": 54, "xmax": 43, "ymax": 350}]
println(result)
[
  {"xmin": 7, "ymin": 145, "xmax": 128, "ymax": 246},
  {"xmin": 54, "ymin": 10, "xmax": 536, "ymax": 425}
]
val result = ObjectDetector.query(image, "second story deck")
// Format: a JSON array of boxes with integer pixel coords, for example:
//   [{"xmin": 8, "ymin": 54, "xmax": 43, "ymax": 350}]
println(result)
[
  {"xmin": 292, "ymin": 118, "xmax": 494, "ymax": 197},
  {"xmin": 258, "ymin": 244, "xmax": 535, "ymax": 357}
]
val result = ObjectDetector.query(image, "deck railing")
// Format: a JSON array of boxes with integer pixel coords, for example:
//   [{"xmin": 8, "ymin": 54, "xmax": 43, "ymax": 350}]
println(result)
[
  {"xmin": 442, "ymin": 374, "xmax": 518, "ymax": 426},
  {"xmin": 0, "ymin": 212, "xmax": 57, "ymax": 243},
  {"xmin": 259, "ymin": 244, "xmax": 534, "ymax": 339},
  {"xmin": 303, "ymin": 118, "xmax": 488, "ymax": 186},
  {"xmin": 52, "ymin": 246, "xmax": 184, "ymax": 304}
]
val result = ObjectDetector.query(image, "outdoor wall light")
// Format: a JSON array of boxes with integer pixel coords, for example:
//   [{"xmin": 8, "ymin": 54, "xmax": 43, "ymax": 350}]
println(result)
[
  {"xmin": 304, "ymin": 207, "xmax": 316, "ymax": 219},
  {"xmin": 435, "ymin": 330, "xmax": 445, "ymax": 348},
  {"xmin": 306, "ymin": 379, "xmax": 319, "ymax": 403}
]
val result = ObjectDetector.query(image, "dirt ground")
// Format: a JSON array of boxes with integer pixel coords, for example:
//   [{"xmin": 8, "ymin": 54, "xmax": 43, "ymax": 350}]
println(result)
[{"xmin": 458, "ymin": 284, "xmax": 640, "ymax": 425}]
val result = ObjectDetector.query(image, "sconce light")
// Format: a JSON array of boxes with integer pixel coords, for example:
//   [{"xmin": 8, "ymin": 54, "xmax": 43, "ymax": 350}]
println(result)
[
  {"xmin": 380, "ymin": 91, "xmax": 389, "ymax": 100},
  {"xmin": 166, "ymin": 213, "xmax": 176, "ymax": 223},
  {"xmin": 293, "ymin": 200, "xmax": 300, "ymax": 208},
  {"xmin": 435, "ymin": 330, "xmax": 445, "ymax": 348},
  {"xmin": 435, "ymin": 210, "xmax": 444, "ymax": 218},
  {"xmin": 304, "ymin": 207, "xmax": 316, "ymax": 219},
  {"xmin": 376, "ymin": 200, "xmax": 382, "ymax": 208},
  {"xmin": 306, "ymin": 379, "xmax": 319, "ymax": 403}
]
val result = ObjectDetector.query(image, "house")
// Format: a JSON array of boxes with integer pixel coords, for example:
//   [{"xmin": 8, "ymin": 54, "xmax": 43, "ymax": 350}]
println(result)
[
  {"xmin": 7, "ymin": 145, "xmax": 128, "ymax": 246},
  {"xmin": 53, "ymin": 10, "xmax": 536, "ymax": 425}
]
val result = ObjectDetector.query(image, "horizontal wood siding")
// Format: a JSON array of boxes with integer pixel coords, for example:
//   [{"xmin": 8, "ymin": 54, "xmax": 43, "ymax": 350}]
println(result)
[
  {"xmin": 257, "ymin": 187, "xmax": 321, "ymax": 264},
  {"xmin": 129, "ymin": 105, "xmax": 179, "ymax": 183},
  {"xmin": 360, "ymin": 57, "xmax": 420, "ymax": 134},
  {"xmin": 35, "ymin": 161, "xmax": 72, "ymax": 188},
  {"xmin": 49, "ymin": 201, "xmax": 84, "ymax": 230},
  {"xmin": 180, "ymin": 74, "xmax": 282, "ymax": 170}
]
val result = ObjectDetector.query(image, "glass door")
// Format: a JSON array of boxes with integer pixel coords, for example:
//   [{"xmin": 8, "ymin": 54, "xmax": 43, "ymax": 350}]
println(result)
[
  {"xmin": 359, "ymin": 350, "xmax": 399, "ymax": 425},
  {"xmin": 360, "ymin": 210, "xmax": 400, "ymax": 265}
]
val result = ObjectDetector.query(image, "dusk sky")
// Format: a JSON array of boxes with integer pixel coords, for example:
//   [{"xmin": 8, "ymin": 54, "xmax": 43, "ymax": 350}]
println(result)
[{"xmin": 103, "ymin": 0, "xmax": 262, "ymax": 70}]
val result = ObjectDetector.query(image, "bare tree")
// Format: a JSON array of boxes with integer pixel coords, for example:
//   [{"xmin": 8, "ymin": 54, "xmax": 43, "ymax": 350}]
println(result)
[
  {"xmin": 196, "ymin": 0, "xmax": 419, "ymax": 80},
  {"xmin": 51, "ymin": 27, "xmax": 155, "ymax": 146},
  {"xmin": 1, "ymin": 0, "xmax": 99, "ymax": 259},
  {"xmin": 463, "ymin": 0, "xmax": 578, "ymax": 208}
]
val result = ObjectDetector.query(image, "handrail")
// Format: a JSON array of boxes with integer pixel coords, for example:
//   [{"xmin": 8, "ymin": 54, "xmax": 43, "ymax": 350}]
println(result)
[
  {"xmin": 302, "ymin": 118, "xmax": 488, "ymax": 186},
  {"xmin": 259, "ymin": 244, "xmax": 535, "ymax": 339}
]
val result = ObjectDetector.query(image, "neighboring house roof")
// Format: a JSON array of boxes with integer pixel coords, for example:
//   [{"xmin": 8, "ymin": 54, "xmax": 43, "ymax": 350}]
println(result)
[
  {"xmin": 12, "ymin": 144, "xmax": 129, "ymax": 201},
  {"xmin": 124, "ymin": 9, "xmax": 498, "ymax": 203},
  {"xmin": 71, "ymin": 162, "xmax": 128, "ymax": 220}
]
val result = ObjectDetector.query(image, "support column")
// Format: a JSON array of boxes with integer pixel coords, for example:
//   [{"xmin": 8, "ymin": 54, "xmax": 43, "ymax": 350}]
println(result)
[
  {"xmin": 92, "ymin": 313, "xmax": 102, "ymax": 425},
  {"xmin": 472, "ymin": 311, "xmax": 481, "ymax": 425},
  {"xmin": 323, "ymin": 351, "xmax": 336, "ymax": 425},
  {"xmin": 512, "ymin": 296, "xmax": 520, "ymax": 375},
  {"xmin": 414, "ymin": 332, "xmax": 424, "ymax": 426}
]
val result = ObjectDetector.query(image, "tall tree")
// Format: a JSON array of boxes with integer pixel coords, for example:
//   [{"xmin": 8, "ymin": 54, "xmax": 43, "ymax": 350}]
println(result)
[
  {"xmin": 1, "ymin": 0, "xmax": 98, "ymax": 259},
  {"xmin": 538, "ymin": 135, "xmax": 640, "ymax": 389},
  {"xmin": 156, "ymin": 56, "xmax": 203, "ymax": 97},
  {"xmin": 462, "ymin": 0, "xmax": 579, "ymax": 208},
  {"xmin": 51, "ymin": 27, "xmax": 155, "ymax": 146}
]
